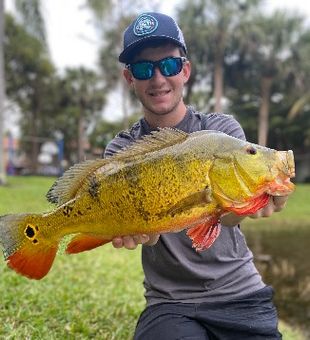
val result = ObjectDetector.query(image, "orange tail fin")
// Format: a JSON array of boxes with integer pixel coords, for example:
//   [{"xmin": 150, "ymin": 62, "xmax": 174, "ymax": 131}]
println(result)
[
  {"xmin": 66, "ymin": 234, "xmax": 111, "ymax": 254},
  {"xmin": 0, "ymin": 213, "xmax": 59, "ymax": 280},
  {"xmin": 7, "ymin": 245, "xmax": 57, "ymax": 280}
]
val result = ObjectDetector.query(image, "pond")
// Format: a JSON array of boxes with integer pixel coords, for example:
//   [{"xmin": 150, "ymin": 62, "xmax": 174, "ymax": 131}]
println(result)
[{"xmin": 244, "ymin": 224, "xmax": 310, "ymax": 338}]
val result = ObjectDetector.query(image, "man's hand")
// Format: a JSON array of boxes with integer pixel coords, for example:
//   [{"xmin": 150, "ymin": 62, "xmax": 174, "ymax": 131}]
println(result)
[
  {"xmin": 248, "ymin": 195, "xmax": 288, "ymax": 219},
  {"xmin": 112, "ymin": 234, "xmax": 160, "ymax": 250}
]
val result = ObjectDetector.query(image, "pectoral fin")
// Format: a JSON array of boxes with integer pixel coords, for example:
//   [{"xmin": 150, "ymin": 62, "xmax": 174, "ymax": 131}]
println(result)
[
  {"xmin": 166, "ymin": 186, "xmax": 212, "ymax": 217},
  {"xmin": 186, "ymin": 216, "xmax": 221, "ymax": 251},
  {"xmin": 65, "ymin": 234, "xmax": 111, "ymax": 254}
]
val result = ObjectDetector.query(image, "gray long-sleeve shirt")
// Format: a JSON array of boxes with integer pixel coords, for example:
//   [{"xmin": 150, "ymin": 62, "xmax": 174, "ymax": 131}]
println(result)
[{"xmin": 105, "ymin": 107, "xmax": 265, "ymax": 306}]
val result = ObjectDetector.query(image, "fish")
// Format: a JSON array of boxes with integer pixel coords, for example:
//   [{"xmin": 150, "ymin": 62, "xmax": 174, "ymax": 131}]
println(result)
[{"xmin": 0, "ymin": 128, "xmax": 295, "ymax": 280}]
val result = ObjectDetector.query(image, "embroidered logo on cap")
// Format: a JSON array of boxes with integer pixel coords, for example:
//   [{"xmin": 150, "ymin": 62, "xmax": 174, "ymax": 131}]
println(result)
[{"xmin": 133, "ymin": 14, "xmax": 158, "ymax": 36}]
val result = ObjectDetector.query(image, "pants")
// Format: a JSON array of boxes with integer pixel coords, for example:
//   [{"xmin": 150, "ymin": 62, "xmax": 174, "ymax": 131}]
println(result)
[{"xmin": 134, "ymin": 286, "xmax": 282, "ymax": 340}]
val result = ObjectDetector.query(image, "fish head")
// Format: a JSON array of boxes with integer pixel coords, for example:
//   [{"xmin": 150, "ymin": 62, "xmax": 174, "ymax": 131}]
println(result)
[
  {"xmin": 207, "ymin": 135, "xmax": 295, "ymax": 210},
  {"xmin": 232, "ymin": 143, "xmax": 295, "ymax": 195}
]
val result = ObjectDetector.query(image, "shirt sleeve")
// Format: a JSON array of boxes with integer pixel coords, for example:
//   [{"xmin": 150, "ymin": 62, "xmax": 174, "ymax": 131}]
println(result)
[
  {"xmin": 104, "ymin": 130, "xmax": 135, "ymax": 158},
  {"xmin": 206, "ymin": 113, "xmax": 246, "ymax": 141}
]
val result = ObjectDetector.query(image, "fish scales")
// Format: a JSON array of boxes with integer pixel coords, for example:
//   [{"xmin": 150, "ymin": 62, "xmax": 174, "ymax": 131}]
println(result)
[{"xmin": 0, "ymin": 128, "xmax": 295, "ymax": 279}]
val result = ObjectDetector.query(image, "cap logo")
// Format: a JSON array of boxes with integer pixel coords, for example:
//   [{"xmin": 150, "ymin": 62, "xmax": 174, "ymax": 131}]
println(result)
[{"xmin": 133, "ymin": 14, "xmax": 158, "ymax": 36}]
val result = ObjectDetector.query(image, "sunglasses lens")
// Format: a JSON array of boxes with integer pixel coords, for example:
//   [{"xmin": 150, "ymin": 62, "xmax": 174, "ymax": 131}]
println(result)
[
  {"xmin": 131, "ymin": 62, "xmax": 153, "ymax": 80},
  {"xmin": 129, "ymin": 57, "xmax": 185, "ymax": 80},
  {"xmin": 160, "ymin": 58, "xmax": 182, "ymax": 77}
]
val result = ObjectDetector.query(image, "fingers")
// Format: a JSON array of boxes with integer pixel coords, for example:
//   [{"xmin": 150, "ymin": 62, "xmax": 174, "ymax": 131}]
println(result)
[
  {"xmin": 249, "ymin": 195, "xmax": 289, "ymax": 219},
  {"xmin": 112, "ymin": 234, "xmax": 153, "ymax": 250},
  {"xmin": 272, "ymin": 195, "xmax": 288, "ymax": 212}
]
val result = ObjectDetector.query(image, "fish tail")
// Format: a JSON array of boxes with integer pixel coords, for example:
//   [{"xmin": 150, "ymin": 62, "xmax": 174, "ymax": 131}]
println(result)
[{"xmin": 0, "ymin": 213, "xmax": 58, "ymax": 280}]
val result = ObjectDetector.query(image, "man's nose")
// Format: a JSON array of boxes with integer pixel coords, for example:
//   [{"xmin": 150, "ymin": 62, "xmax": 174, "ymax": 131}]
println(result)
[{"xmin": 152, "ymin": 66, "xmax": 165, "ymax": 80}]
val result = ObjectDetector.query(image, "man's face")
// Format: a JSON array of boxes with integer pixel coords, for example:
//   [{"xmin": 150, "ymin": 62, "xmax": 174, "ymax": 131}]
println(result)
[{"xmin": 123, "ymin": 44, "xmax": 191, "ymax": 119}]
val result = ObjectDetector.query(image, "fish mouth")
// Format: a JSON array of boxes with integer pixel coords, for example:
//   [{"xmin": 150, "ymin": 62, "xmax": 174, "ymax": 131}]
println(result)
[
  {"xmin": 277, "ymin": 150, "xmax": 295, "ymax": 179},
  {"xmin": 266, "ymin": 150, "xmax": 295, "ymax": 196}
]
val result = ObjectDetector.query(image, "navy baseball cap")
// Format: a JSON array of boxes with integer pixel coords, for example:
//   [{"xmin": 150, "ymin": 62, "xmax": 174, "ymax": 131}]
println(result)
[{"xmin": 119, "ymin": 12, "xmax": 187, "ymax": 63}]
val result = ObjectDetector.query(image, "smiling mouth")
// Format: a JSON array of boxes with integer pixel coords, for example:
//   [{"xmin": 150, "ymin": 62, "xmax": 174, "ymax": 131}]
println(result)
[{"xmin": 149, "ymin": 90, "xmax": 171, "ymax": 97}]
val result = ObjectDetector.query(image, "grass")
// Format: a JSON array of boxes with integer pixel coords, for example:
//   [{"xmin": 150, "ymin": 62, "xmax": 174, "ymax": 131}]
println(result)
[{"xmin": 0, "ymin": 176, "xmax": 307, "ymax": 339}]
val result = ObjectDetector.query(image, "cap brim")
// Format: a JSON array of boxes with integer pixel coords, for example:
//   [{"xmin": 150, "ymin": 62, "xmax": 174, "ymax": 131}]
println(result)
[{"xmin": 119, "ymin": 36, "xmax": 186, "ymax": 63}]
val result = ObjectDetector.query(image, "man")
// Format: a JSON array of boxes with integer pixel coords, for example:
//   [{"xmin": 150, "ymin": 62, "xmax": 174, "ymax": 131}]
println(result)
[{"xmin": 105, "ymin": 12, "xmax": 287, "ymax": 340}]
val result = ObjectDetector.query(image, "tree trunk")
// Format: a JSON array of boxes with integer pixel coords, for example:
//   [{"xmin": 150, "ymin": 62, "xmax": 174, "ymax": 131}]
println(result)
[
  {"xmin": 0, "ymin": 0, "xmax": 7, "ymax": 184},
  {"xmin": 213, "ymin": 57, "xmax": 223, "ymax": 112},
  {"xmin": 213, "ymin": 32, "xmax": 225, "ymax": 113},
  {"xmin": 258, "ymin": 76, "xmax": 273, "ymax": 146},
  {"xmin": 77, "ymin": 112, "xmax": 85, "ymax": 162}
]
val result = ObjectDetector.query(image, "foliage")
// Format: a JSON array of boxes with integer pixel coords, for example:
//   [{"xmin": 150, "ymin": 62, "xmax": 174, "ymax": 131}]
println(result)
[
  {"xmin": 177, "ymin": 0, "xmax": 263, "ymax": 110},
  {"xmin": 177, "ymin": 1, "xmax": 308, "ymax": 148},
  {"xmin": 14, "ymin": 0, "xmax": 47, "ymax": 46},
  {"xmin": 54, "ymin": 67, "xmax": 106, "ymax": 163},
  {"xmin": 4, "ymin": 14, "xmax": 106, "ymax": 166},
  {"xmin": 88, "ymin": 111, "xmax": 142, "ymax": 151}
]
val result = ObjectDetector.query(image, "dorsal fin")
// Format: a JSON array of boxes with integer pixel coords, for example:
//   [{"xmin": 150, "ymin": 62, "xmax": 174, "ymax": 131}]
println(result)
[
  {"xmin": 113, "ymin": 128, "xmax": 188, "ymax": 161},
  {"xmin": 46, "ymin": 159, "xmax": 109, "ymax": 205},
  {"xmin": 46, "ymin": 128, "xmax": 189, "ymax": 206}
]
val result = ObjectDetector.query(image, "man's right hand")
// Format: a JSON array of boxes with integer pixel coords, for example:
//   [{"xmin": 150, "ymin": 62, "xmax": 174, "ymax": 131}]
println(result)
[{"xmin": 112, "ymin": 234, "xmax": 160, "ymax": 250}]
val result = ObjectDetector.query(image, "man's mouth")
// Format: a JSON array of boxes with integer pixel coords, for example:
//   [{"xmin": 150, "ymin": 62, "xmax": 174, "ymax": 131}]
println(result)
[{"xmin": 149, "ymin": 90, "xmax": 171, "ymax": 97}]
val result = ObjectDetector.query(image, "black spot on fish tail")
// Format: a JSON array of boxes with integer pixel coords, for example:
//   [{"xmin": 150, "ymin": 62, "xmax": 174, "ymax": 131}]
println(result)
[
  {"xmin": 88, "ymin": 175, "xmax": 100, "ymax": 198},
  {"xmin": 25, "ymin": 225, "xmax": 35, "ymax": 238}
]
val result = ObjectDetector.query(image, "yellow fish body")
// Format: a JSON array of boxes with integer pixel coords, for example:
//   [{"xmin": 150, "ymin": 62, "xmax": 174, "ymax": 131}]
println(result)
[{"xmin": 0, "ymin": 129, "xmax": 295, "ymax": 279}]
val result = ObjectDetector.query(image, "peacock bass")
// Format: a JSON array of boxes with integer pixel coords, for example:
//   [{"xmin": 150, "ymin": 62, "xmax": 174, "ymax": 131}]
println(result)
[{"xmin": 0, "ymin": 129, "xmax": 295, "ymax": 280}]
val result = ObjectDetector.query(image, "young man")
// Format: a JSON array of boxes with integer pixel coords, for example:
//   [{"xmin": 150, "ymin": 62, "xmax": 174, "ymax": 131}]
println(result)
[{"xmin": 105, "ymin": 12, "xmax": 288, "ymax": 340}]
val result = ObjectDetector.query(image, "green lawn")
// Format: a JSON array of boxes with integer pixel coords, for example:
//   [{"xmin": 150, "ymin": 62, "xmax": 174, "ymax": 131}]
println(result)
[{"xmin": 0, "ymin": 176, "xmax": 307, "ymax": 339}]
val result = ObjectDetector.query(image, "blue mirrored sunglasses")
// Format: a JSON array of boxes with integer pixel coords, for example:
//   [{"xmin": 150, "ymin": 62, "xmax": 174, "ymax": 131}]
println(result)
[{"xmin": 126, "ymin": 56, "xmax": 187, "ymax": 80}]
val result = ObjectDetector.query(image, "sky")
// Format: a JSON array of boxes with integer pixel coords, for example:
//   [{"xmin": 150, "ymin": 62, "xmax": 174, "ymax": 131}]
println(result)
[{"xmin": 4, "ymin": 0, "xmax": 310, "ymax": 127}]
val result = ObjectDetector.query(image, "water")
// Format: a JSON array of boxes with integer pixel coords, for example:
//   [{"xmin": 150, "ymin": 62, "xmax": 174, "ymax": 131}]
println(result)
[{"xmin": 244, "ymin": 226, "xmax": 310, "ymax": 337}]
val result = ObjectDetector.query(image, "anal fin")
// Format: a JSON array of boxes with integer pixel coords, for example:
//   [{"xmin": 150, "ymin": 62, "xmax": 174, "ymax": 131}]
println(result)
[
  {"xmin": 66, "ymin": 234, "xmax": 111, "ymax": 254},
  {"xmin": 186, "ymin": 217, "xmax": 221, "ymax": 251}
]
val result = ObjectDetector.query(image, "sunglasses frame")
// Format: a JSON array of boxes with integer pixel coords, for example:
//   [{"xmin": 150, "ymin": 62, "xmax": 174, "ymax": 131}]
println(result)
[{"xmin": 126, "ymin": 56, "xmax": 188, "ymax": 80}]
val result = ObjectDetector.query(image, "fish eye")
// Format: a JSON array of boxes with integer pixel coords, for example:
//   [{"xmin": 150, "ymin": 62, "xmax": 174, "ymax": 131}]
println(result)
[{"xmin": 246, "ymin": 145, "xmax": 257, "ymax": 155}]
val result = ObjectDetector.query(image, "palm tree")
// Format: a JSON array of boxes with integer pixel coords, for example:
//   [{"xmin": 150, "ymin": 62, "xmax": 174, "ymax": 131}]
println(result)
[
  {"xmin": 178, "ymin": 0, "xmax": 262, "ymax": 112},
  {"xmin": 2, "ymin": 0, "xmax": 47, "ymax": 176},
  {"xmin": 14, "ymin": 0, "xmax": 46, "ymax": 46},
  {"xmin": 245, "ymin": 11, "xmax": 303, "ymax": 146}
]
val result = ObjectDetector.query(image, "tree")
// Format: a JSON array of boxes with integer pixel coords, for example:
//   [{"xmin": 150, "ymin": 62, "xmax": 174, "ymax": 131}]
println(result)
[
  {"xmin": 177, "ymin": 0, "xmax": 262, "ymax": 112},
  {"xmin": 55, "ymin": 67, "xmax": 106, "ymax": 163},
  {"xmin": 240, "ymin": 11, "xmax": 303, "ymax": 146},
  {"xmin": 4, "ymin": 14, "xmax": 55, "ymax": 173},
  {"xmin": 85, "ymin": 0, "xmax": 161, "ymax": 128},
  {"xmin": 0, "ymin": 0, "xmax": 6, "ymax": 184},
  {"xmin": 287, "ymin": 29, "xmax": 310, "ymax": 121},
  {"xmin": 14, "ymin": 0, "xmax": 47, "ymax": 47},
  {"xmin": 1, "ymin": 0, "xmax": 47, "ymax": 176}
]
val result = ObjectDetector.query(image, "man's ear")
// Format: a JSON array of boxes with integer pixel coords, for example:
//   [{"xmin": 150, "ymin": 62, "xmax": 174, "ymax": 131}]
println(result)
[
  {"xmin": 182, "ymin": 60, "xmax": 191, "ymax": 84},
  {"xmin": 123, "ymin": 68, "xmax": 134, "ymax": 85}
]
